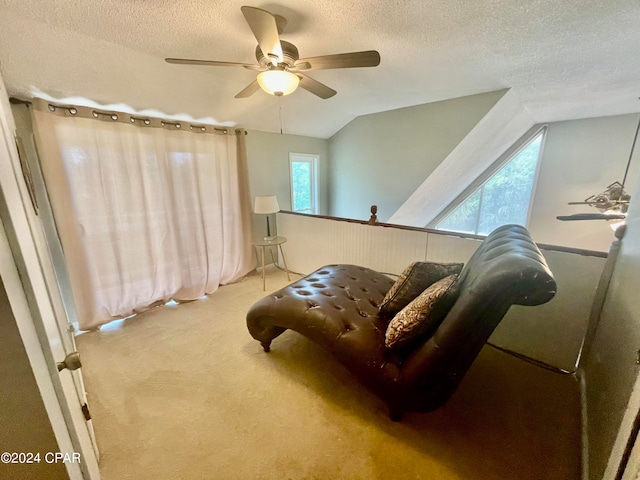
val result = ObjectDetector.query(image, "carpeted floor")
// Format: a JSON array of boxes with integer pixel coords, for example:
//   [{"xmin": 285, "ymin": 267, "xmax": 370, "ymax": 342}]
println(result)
[{"xmin": 76, "ymin": 268, "xmax": 581, "ymax": 480}]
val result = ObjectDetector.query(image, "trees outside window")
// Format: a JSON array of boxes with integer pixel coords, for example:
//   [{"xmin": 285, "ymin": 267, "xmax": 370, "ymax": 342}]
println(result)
[
  {"xmin": 289, "ymin": 153, "xmax": 318, "ymax": 214},
  {"xmin": 435, "ymin": 128, "xmax": 545, "ymax": 235}
]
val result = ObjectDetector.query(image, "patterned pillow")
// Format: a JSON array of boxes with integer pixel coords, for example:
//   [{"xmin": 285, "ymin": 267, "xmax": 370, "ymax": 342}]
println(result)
[
  {"xmin": 379, "ymin": 261, "xmax": 463, "ymax": 316},
  {"xmin": 385, "ymin": 274, "xmax": 459, "ymax": 350}
]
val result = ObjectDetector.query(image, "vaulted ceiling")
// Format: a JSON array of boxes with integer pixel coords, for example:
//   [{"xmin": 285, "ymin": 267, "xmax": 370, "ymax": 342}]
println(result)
[{"xmin": 1, "ymin": 0, "xmax": 639, "ymax": 138}]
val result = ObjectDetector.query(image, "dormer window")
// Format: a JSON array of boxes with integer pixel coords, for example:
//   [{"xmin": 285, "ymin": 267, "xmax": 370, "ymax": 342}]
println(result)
[{"xmin": 433, "ymin": 127, "xmax": 546, "ymax": 235}]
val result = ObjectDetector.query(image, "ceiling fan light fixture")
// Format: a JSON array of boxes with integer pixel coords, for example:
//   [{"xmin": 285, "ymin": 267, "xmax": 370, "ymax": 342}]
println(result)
[{"xmin": 257, "ymin": 70, "xmax": 299, "ymax": 96}]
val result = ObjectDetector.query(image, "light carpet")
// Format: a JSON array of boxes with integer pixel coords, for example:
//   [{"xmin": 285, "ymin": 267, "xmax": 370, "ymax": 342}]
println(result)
[{"xmin": 76, "ymin": 268, "xmax": 580, "ymax": 480}]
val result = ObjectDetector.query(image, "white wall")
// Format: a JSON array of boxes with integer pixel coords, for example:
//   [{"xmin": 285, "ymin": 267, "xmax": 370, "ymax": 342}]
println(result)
[
  {"xmin": 529, "ymin": 113, "xmax": 640, "ymax": 252},
  {"xmin": 327, "ymin": 90, "xmax": 506, "ymax": 222},
  {"xmin": 246, "ymin": 130, "xmax": 328, "ymax": 240}
]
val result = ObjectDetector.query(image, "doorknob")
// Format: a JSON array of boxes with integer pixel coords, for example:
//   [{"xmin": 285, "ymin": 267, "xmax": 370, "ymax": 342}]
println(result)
[{"xmin": 57, "ymin": 352, "xmax": 82, "ymax": 372}]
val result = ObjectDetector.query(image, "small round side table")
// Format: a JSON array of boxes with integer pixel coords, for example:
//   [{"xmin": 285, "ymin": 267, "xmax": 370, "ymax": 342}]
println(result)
[{"xmin": 253, "ymin": 236, "xmax": 291, "ymax": 291}]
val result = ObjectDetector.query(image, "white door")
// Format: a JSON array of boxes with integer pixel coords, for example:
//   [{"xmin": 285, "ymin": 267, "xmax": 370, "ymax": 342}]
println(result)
[
  {"xmin": 0, "ymin": 76, "xmax": 100, "ymax": 479},
  {"xmin": 13, "ymin": 129, "xmax": 100, "ymax": 459}
]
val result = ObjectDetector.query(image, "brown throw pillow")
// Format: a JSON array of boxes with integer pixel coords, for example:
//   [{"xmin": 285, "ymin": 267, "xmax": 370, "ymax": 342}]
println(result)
[
  {"xmin": 385, "ymin": 274, "xmax": 459, "ymax": 350},
  {"xmin": 379, "ymin": 261, "xmax": 463, "ymax": 316}
]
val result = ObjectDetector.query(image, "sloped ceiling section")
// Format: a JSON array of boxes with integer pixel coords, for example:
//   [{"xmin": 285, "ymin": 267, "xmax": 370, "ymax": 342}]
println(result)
[
  {"xmin": 389, "ymin": 89, "xmax": 535, "ymax": 227},
  {"xmin": 0, "ymin": 1, "xmax": 639, "ymax": 138}
]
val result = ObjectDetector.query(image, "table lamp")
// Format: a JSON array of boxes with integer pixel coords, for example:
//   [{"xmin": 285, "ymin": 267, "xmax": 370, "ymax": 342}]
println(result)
[{"xmin": 254, "ymin": 195, "xmax": 280, "ymax": 241}]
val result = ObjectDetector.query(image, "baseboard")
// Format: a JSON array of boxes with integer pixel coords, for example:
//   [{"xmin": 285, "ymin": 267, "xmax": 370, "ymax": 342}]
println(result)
[{"xmin": 255, "ymin": 263, "xmax": 279, "ymax": 274}]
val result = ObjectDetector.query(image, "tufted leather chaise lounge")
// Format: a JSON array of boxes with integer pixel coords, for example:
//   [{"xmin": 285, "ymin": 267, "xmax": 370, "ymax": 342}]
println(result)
[{"xmin": 246, "ymin": 225, "xmax": 556, "ymax": 420}]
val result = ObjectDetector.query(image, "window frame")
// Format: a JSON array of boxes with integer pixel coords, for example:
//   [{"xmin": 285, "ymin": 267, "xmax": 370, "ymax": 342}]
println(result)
[
  {"xmin": 430, "ymin": 125, "xmax": 547, "ymax": 233},
  {"xmin": 288, "ymin": 152, "xmax": 319, "ymax": 215}
]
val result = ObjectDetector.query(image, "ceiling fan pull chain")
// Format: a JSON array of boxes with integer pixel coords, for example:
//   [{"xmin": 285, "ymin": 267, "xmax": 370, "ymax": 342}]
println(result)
[{"xmin": 278, "ymin": 97, "xmax": 283, "ymax": 135}]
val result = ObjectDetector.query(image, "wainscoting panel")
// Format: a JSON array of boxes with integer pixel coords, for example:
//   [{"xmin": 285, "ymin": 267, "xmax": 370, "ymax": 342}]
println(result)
[
  {"xmin": 277, "ymin": 213, "xmax": 428, "ymax": 276},
  {"xmin": 425, "ymin": 233, "xmax": 483, "ymax": 263},
  {"xmin": 276, "ymin": 212, "xmax": 606, "ymax": 371}
]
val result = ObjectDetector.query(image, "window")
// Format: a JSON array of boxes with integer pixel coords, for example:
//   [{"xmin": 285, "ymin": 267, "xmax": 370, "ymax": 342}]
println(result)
[
  {"xmin": 434, "ymin": 127, "xmax": 545, "ymax": 235},
  {"xmin": 289, "ymin": 153, "xmax": 318, "ymax": 214}
]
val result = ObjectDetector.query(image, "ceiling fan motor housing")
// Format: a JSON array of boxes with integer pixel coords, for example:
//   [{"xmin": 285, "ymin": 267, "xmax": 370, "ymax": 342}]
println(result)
[{"xmin": 256, "ymin": 40, "xmax": 300, "ymax": 69}]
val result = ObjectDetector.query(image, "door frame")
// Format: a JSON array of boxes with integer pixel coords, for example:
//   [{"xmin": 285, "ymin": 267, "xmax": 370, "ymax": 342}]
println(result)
[
  {"xmin": 606, "ymin": 372, "xmax": 640, "ymax": 480},
  {"xmin": 0, "ymin": 76, "xmax": 99, "ymax": 479}
]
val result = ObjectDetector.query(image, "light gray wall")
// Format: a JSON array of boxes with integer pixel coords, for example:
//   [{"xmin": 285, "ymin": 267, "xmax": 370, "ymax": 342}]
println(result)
[
  {"xmin": 246, "ymin": 130, "xmax": 329, "ymax": 215},
  {"xmin": 0, "ymin": 277, "xmax": 68, "ymax": 480},
  {"xmin": 583, "ymin": 163, "xmax": 640, "ymax": 479},
  {"xmin": 491, "ymin": 249, "xmax": 605, "ymax": 371},
  {"xmin": 245, "ymin": 130, "xmax": 328, "ymax": 260},
  {"xmin": 327, "ymin": 90, "xmax": 506, "ymax": 222},
  {"xmin": 325, "ymin": 93, "xmax": 638, "ymax": 251},
  {"xmin": 529, "ymin": 113, "xmax": 640, "ymax": 252}
]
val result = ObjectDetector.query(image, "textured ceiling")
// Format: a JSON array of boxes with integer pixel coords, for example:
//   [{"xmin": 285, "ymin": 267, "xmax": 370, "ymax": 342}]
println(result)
[{"xmin": 0, "ymin": 0, "xmax": 639, "ymax": 138}]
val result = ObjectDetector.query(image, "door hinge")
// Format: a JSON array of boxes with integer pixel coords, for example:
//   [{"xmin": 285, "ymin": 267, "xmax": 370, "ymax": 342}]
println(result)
[{"xmin": 81, "ymin": 403, "xmax": 91, "ymax": 421}]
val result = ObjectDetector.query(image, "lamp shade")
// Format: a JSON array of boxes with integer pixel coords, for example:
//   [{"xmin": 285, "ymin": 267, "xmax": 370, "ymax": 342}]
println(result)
[
  {"xmin": 254, "ymin": 195, "xmax": 280, "ymax": 214},
  {"xmin": 257, "ymin": 70, "xmax": 300, "ymax": 96}
]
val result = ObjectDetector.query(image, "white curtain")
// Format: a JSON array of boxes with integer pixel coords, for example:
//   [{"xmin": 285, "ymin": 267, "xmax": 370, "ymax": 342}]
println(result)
[{"xmin": 32, "ymin": 101, "xmax": 255, "ymax": 330}]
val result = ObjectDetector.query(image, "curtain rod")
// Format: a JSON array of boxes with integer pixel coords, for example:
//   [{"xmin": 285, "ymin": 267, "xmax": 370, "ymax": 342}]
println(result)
[
  {"xmin": 10, "ymin": 96, "xmax": 248, "ymax": 135},
  {"xmin": 9, "ymin": 97, "xmax": 31, "ymax": 105}
]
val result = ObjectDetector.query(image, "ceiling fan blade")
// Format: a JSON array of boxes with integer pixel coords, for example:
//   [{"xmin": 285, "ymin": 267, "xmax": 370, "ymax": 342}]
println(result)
[
  {"xmin": 287, "ymin": 62, "xmax": 311, "ymax": 73},
  {"xmin": 235, "ymin": 80, "xmax": 261, "ymax": 98},
  {"xmin": 165, "ymin": 58, "xmax": 255, "ymax": 68},
  {"xmin": 241, "ymin": 6, "xmax": 283, "ymax": 65},
  {"xmin": 556, "ymin": 213, "xmax": 627, "ymax": 221},
  {"xmin": 296, "ymin": 50, "xmax": 380, "ymax": 71},
  {"xmin": 243, "ymin": 64, "xmax": 268, "ymax": 71},
  {"xmin": 297, "ymin": 74, "xmax": 337, "ymax": 99}
]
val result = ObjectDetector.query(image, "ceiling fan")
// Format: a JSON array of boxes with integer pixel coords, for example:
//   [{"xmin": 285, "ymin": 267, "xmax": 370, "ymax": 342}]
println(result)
[
  {"xmin": 556, "ymin": 181, "xmax": 631, "ymax": 221},
  {"xmin": 557, "ymin": 114, "xmax": 639, "ymax": 224},
  {"xmin": 165, "ymin": 6, "xmax": 381, "ymax": 99}
]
